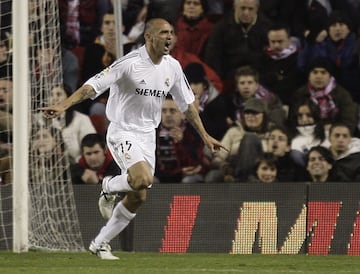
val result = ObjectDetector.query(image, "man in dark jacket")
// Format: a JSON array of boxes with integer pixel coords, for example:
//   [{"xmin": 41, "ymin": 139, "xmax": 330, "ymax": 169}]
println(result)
[{"xmin": 204, "ymin": 0, "xmax": 272, "ymax": 91}]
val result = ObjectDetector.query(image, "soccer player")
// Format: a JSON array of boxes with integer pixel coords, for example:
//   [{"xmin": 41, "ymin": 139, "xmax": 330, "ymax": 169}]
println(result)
[{"xmin": 40, "ymin": 18, "xmax": 226, "ymax": 260}]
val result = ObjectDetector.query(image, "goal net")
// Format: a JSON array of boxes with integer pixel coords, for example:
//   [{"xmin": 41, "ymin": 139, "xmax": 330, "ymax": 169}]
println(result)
[{"xmin": 0, "ymin": 0, "xmax": 84, "ymax": 251}]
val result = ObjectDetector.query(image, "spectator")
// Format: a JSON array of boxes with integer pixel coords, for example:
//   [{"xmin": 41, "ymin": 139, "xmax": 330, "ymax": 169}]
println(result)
[
  {"xmin": 327, "ymin": 123, "xmax": 360, "ymax": 182},
  {"xmin": 170, "ymin": 30, "xmax": 223, "ymax": 92},
  {"xmin": 175, "ymin": 0, "xmax": 213, "ymax": 58},
  {"xmin": 81, "ymin": 11, "xmax": 117, "ymax": 117},
  {"xmin": 301, "ymin": 0, "xmax": 333, "ymax": 44},
  {"xmin": 205, "ymin": 98, "xmax": 270, "ymax": 183},
  {"xmin": 289, "ymin": 98, "xmax": 328, "ymax": 167},
  {"xmin": 184, "ymin": 62, "xmax": 228, "ymax": 140},
  {"xmin": 155, "ymin": 96, "xmax": 209, "ymax": 183},
  {"xmin": 259, "ymin": 23, "xmax": 304, "ymax": 106},
  {"xmin": 61, "ymin": 45, "xmax": 79, "ymax": 92},
  {"xmin": 71, "ymin": 133, "xmax": 120, "ymax": 185},
  {"xmin": 305, "ymin": 145, "xmax": 338, "ymax": 183},
  {"xmin": 226, "ymin": 65, "xmax": 286, "ymax": 128},
  {"xmin": 0, "ymin": 78, "xmax": 12, "ymax": 184},
  {"xmin": 37, "ymin": 85, "xmax": 96, "ymax": 164},
  {"xmin": 58, "ymin": 0, "xmax": 98, "ymax": 48},
  {"xmin": 0, "ymin": 32, "xmax": 12, "ymax": 79},
  {"xmin": 258, "ymin": 0, "xmax": 307, "ymax": 38},
  {"xmin": 298, "ymin": 10, "xmax": 360, "ymax": 102},
  {"xmin": 293, "ymin": 57, "xmax": 358, "ymax": 134},
  {"xmin": 30, "ymin": 126, "xmax": 68, "ymax": 183},
  {"xmin": 204, "ymin": 0, "xmax": 272, "ymax": 90},
  {"xmin": 248, "ymin": 152, "xmax": 278, "ymax": 183},
  {"xmin": 266, "ymin": 125, "xmax": 305, "ymax": 182},
  {"xmin": 146, "ymin": 0, "xmax": 183, "ymax": 25}
]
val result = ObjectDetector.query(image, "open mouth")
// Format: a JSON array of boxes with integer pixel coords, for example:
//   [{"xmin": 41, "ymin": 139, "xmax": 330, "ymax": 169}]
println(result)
[{"xmin": 165, "ymin": 41, "xmax": 171, "ymax": 51}]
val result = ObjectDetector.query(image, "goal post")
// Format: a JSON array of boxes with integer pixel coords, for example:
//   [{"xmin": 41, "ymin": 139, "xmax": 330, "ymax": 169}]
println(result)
[{"xmin": 12, "ymin": 0, "xmax": 29, "ymax": 253}]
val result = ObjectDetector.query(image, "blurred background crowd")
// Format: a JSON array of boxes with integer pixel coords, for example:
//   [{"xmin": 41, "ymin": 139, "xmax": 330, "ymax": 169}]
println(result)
[{"xmin": 2, "ymin": 0, "xmax": 360, "ymax": 185}]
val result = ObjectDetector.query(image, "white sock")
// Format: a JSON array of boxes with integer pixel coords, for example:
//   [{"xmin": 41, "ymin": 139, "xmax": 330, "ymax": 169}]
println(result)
[
  {"xmin": 95, "ymin": 201, "xmax": 136, "ymax": 244},
  {"xmin": 107, "ymin": 174, "xmax": 133, "ymax": 193}
]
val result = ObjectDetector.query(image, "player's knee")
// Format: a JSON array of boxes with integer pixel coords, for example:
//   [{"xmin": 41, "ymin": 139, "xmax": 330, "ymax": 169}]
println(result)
[{"xmin": 130, "ymin": 173, "xmax": 153, "ymax": 190}]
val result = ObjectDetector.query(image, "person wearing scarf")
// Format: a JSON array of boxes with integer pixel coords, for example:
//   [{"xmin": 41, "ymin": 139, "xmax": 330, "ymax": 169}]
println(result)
[
  {"xmin": 259, "ymin": 23, "xmax": 305, "ymax": 106},
  {"xmin": 293, "ymin": 57, "xmax": 358, "ymax": 134}
]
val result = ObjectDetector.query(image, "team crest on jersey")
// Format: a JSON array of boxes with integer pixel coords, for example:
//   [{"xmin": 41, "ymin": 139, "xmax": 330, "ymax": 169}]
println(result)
[
  {"xmin": 124, "ymin": 153, "xmax": 131, "ymax": 161},
  {"xmin": 165, "ymin": 78, "xmax": 170, "ymax": 87},
  {"xmin": 94, "ymin": 67, "xmax": 110, "ymax": 79}
]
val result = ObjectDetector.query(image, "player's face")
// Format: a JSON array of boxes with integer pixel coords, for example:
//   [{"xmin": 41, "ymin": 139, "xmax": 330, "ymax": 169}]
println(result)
[
  {"xmin": 0, "ymin": 79, "xmax": 12, "ymax": 112},
  {"xmin": 329, "ymin": 126, "xmax": 351, "ymax": 155},
  {"xmin": 309, "ymin": 68, "xmax": 331, "ymax": 90},
  {"xmin": 234, "ymin": 0, "xmax": 258, "ymax": 24},
  {"xmin": 49, "ymin": 86, "xmax": 67, "ymax": 105},
  {"xmin": 268, "ymin": 29, "xmax": 291, "ymax": 52},
  {"xmin": 161, "ymin": 99, "xmax": 183, "ymax": 129},
  {"xmin": 83, "ymin": 144, "xmax": 106, "ymax": 170},
  {"xmin": 267, "ymin": 129, "xmax": 289, "ymax": 157},
  {"xmin": 183, "ymin": 0, "xmax": 204, "ymax": 20},
  {"xmin": 148, "ymin": 21, "xmax": 174, "ymax": 57},
  {"xmin": 307, "ymin": 150, "xmax": 332, "ymax": 178},
  {"xmin": 236, "ymin": 75, "xmax": 258, "ymax": 99},
  {"xmin": 297, "ymin": 105, "xmax": 315, "ymax": 126},
  {"xmin": 256, "ymin": 161, "xmax": 277, "ymax": 183}
]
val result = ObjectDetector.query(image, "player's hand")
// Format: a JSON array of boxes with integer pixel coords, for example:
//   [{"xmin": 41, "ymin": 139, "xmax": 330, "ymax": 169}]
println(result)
[
  {"xmin": 38, "ymin": 105, "xmax": 64, "ymax": 119},
  {"xmin": 205, "ymin": 135, "xmax": 229, "ymax": 154}
]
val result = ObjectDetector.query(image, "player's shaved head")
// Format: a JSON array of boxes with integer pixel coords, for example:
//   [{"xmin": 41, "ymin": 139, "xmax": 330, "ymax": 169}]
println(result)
[{"xmin": 144, "ymin": 18, "xmax": 170, "ymax": 35}]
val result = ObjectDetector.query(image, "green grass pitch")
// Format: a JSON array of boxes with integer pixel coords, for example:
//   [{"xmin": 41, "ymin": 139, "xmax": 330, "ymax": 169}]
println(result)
[{"xmin": 0, "ymin": 251, "xmax": 360, "ymax": 273}]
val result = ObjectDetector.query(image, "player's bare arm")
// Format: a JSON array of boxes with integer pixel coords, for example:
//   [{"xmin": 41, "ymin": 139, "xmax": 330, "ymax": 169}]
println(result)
[
  {"xmin": 39, "ymin": 84, "xmax": 96, "ymax": 119},
  {"xmin": 184, "ymin": 103, "xmax": 229, "ymax": 153}
]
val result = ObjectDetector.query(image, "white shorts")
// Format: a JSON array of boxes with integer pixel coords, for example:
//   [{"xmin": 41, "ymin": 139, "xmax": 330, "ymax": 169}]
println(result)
[{"xmin": 106, "ymin": 123, "xmax": 156, "ymax": 175}]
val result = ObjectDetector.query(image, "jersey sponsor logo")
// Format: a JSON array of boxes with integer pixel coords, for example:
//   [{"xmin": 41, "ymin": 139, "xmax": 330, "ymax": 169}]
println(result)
[{"xmin": 135, "ymin": 88, "xmax": 167, "ymax": 97}]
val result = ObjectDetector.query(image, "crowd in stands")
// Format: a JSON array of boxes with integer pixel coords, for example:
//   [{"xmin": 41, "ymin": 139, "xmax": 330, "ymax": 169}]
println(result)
[{"xmin": 1, "ymin": 0, "xmax": 360, "ymax": 185}]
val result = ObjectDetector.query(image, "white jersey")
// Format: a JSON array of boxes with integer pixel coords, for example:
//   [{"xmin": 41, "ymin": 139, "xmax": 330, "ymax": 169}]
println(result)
[{"xmin": 85, "ymin": 45, "xmax": 195, "ymax": 133}]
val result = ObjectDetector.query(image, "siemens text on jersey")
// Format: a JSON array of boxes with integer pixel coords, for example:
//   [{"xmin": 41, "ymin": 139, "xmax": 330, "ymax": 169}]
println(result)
[{"xmin": 135, "ymin": 88, "xmax": 167, "ymax": 97}]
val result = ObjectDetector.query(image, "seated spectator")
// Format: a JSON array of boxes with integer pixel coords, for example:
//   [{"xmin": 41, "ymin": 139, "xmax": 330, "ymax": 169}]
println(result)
[
  {"xmin": 327, "ymin": 123, "xmax": 360, "ymax": 182},
  {"xmin": 204, "ymin": 0, "xmax": 272, "ymax": 90},
  {"xmin": 225, "ymin": 65, "xmax": 286, "ymax": 128},
  {"xmin": 184, "ymin": 62, "xmax": 228, "ymax": 140},
  {"xmin": 298, "ymin": 0, "xmax": 332, "ymax": 46},
  {"xmin": 58, "ymin": 0, "xmax": 98, "ymax": 48},
  {"xmin": 170, "ymin": 29, "xmax": 223, "ymax": 92},
  {"xmin": 61, "ymin": 45, "xmax": 79, "ymax": 92},
  {"xmin": 36, "ymin": 85, "xmax": 96, "ymax": 164},
  {"xmin": 175, "ymin": 0, "xmax": 213, "ymax": 58},
  {"xmin": 0, "ymin": 32, "xmax": 12, "ymax": 78},
  {"xmin": 289, "ymin": 98, "xmax": 328, "ymax": 167},
  {"xmin": 259, "ymin": 23, "xmax": 305, "ymax": 106},
  {"xmin": 265, "ymin": 125, "xmax": 305, "ymax": 182},
  {"xmin": 155, "ymin": 96, "xmax": 209, "ymax": 183},
  {"xmin": 305, "ymin": 145, "xmax": 338, "ymax": 183},
  {"xmin": 293, "ymin": 57, "xmax": 358, "ymax": 134},
  {"xmin": 247, "ymin": 152, "xmax": 278, "ymax": 184},
  {"xmin": 0, "ymin": 78, "xmax": 12, "ymax": 184},
  {"xmin": 30, "ymin": 126, "xmax": 68, "ymax": 183},
  {"xmin": 298, "ymin": 10, "xmax": 360, "ymax": 102},
  {"xmin": 71, "ymin": 133, "xmax": 120, "ymax": 185},
  {"xmin": 205, "ymin": 98, "xmax": 270, "ymax": 183},
  {"xmin": 81, "ymin": 11, "xmax": 117, "ymax": 115}
]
